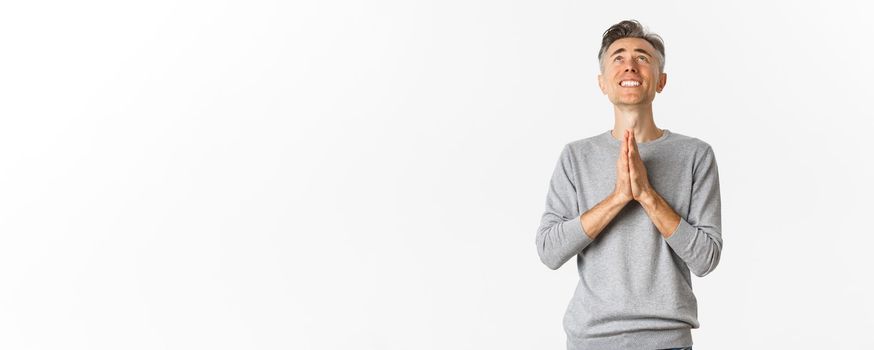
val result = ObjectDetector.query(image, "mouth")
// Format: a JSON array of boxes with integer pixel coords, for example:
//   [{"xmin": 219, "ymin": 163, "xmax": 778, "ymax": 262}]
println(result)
[{"xmin": 619, "ymin": 80, "xmax": 642, "ymax": 87}]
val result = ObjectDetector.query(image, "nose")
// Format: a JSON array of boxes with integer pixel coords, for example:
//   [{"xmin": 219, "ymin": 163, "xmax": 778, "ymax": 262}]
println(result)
[{"xmin": 622, "ymin": 58, "xmax": 639, "ymax": 72}]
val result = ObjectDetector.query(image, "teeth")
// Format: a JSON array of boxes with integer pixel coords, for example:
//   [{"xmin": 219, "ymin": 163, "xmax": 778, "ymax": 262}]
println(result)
[{"xmin": 620, "ymin": 80, "xmax": 641, "ymax": 87}]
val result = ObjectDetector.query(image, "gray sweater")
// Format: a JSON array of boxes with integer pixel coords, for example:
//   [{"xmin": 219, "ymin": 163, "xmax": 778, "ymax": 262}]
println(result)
[{"xmin": 535, "ymin": 129, "xmax": 722, "ymax": 350}]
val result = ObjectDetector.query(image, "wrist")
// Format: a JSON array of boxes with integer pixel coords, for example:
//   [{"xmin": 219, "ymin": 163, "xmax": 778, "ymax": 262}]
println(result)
[
  {"xmin": 611, "ymin": 191, "xmax": 632, "ymax": 206},
  {"xmin": 638, "ymin": 188, "xmax": 659, "ymax": 207}
]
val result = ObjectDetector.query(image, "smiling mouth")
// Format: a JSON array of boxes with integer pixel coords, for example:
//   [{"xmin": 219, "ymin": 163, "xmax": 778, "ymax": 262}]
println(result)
[{"xmin": 619, "ymin": 80, "xmax": 641, "ymax": 87}]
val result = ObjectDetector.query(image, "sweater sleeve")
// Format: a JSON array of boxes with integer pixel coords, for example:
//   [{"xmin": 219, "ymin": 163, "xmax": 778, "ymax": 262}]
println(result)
[
  {"xmin": 535, "ymin": 145, "xmax": 594, "ymax": 270},
  {"xmin": 665, "ymin": 145, "xmax": 723, "ymax": 277}
]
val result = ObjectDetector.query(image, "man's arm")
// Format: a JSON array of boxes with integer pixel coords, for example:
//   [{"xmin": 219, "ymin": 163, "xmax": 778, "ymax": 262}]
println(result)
[
  {"xmin": 581, "ymin": 192, "xmax": 631, "ymax": 241},
  {"xmin": 535, "ymin": 145, "xmax": 592, "ymax": 270},
  {"xmin": 536, "ymin": 140, "xmax": 633, "ymax": 270},
  {"xmin": 536, "ymin": 191, "xmax": 629, "ymax": 271},
  {"xmin": 637, "ymin": 190, "xmax": 682, "ymax": 239},
  {"xmin": 629, "ymin": 137, "xmax": 723, "ymax": 277},
  {"xmin": 582, "ymin": 129, "xmax": 635, "ymax": 241}
]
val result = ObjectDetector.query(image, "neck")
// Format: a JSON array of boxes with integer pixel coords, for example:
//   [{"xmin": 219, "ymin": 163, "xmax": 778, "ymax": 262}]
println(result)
[{"xmin": 610, "ymin": 104, "xmax": 662, "ymax": 143}]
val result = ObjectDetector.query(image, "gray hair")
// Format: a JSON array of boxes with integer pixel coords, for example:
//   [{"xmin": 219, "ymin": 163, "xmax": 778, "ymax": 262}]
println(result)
[{"xmin": 598, "ymin": 20, "xmax": 665, "ymax": 73}]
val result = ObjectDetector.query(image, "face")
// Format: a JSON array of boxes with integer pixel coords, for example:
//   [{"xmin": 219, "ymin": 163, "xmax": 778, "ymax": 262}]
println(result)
[{"xmin": 598, "ymin": 37, "xmax": 667, "ymax": 106}]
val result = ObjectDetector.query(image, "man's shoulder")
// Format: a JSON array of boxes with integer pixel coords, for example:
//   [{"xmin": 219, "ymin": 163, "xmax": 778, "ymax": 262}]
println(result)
[
  {"xmin": 563, "ymin": 131, "xmax": 610, "ymax": 152},
  {"xmin": 664, "ymin": 130, "xmax": 715, "ymax": 153}
]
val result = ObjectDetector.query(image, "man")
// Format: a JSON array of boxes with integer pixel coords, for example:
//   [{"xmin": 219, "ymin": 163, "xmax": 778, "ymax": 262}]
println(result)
[{"xmin": 535, "ymin": 20, "xmax": 722, "ymax": 350}]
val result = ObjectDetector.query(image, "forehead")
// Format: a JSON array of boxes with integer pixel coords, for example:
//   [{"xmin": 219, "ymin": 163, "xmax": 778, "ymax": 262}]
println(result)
[{"xmin": 605, "ymin": 37, "xmax": 656, "ymax": 55}]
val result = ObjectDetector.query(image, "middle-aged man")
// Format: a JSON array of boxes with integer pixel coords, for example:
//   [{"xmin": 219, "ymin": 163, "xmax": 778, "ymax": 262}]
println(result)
[{"xmin": 535, "ymin": 20, "xmax": 722, "ymax": 350}]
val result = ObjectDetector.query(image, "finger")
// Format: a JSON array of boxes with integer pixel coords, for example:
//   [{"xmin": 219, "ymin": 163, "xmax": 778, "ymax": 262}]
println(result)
[
  {"xmin": 629, "ymin": 132, "xmax": 639, "ymax": 157},
  {"xmin": 622, "ymin": 150, "xmax": 631, "ymax": 173},
  {"xmin": 620, "ymin": 131, "xmax": 628, "ymax": 156},
  {"xmin": 626, "ymin": 130, "xmax": 633, "ymax": 157},
  {"xmin": 618, "ymin": 132, "xmax": 627, "ymax": 168},
  {"xmin": 627, "ymin": 129, "xmax": 638, "ymax": 173}
]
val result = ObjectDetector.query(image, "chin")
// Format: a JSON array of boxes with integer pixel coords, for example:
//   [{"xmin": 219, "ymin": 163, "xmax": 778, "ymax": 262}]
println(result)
[{"xmin": 617, "ymin": 98, "xmax": 645, "ymax": 105}]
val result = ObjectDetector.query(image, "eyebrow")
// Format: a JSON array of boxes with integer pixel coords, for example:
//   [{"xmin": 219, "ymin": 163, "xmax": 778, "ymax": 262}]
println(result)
[{"xmin": 609, "ymin": 47, "xmax": 653, "ymax": 57}]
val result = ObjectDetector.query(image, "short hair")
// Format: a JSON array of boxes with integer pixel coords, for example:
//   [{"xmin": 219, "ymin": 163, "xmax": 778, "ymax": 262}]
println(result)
[{"xmin": 598, "ymin": 20, "xmax": 665, "ymax": 73}]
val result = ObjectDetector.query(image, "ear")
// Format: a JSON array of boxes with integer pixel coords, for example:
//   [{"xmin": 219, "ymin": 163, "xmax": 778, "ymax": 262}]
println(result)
[
  {"xmin": 656, "ymin": 72, "xmax": 667, "ymax": 93},
  {"xmin": 598, "ymin": 74, "xmax": 607, "ymax": 95}
]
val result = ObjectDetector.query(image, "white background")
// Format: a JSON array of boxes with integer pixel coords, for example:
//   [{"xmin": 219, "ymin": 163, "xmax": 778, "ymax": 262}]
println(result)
[{"xmin": 1, "ymin": 0, "xmax": 872, "ymax": 349}]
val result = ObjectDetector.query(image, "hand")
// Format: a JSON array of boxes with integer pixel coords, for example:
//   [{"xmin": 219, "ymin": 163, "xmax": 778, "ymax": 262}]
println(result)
[
  {"xmin": 626, "ymin": 129, "xmax": 654, "ymax": 201},
  {"xmin": 612, "ymin": 129, "xmax": 634, "ymax": 204}
]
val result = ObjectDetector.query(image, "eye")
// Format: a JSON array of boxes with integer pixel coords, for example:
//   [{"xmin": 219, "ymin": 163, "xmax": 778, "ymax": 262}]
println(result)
[
  {"xmin": 613, "ymin": 56, "xmax": 623, "ymax": 62},
  {"xmin": 637, "ymin": 55, "xmax": 649, "ymax": 62}
]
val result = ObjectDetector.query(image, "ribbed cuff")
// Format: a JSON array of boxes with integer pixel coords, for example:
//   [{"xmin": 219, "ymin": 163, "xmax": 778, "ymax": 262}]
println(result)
[
  {"xmin": 664, "ymin": 217, "xmax": 694, "ymax": 253},
  {"xmin": 561, "ymin": 215, "xmax": 594, "ymax": 252}
]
